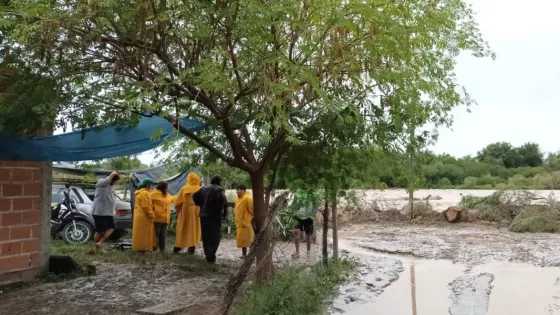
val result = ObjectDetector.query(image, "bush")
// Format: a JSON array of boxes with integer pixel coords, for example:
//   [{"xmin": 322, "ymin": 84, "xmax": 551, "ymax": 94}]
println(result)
[
  {"xmin": 459, "ymin": 192, "xmax": 502, "ymax": 209},
  {"xmin": 509, "ymin": 207, "xmax": 560, "ymax": 233},
  {"xmin": 507, "ymin": 174, "xmax": 533, "ymax": 189},
  {"xmin": 438, "ymin": 177, "xmax": 452, "ymax": 188},
  {"xmin": 237, "ymin": 260, "xmax": 354, "ymax": 315},
  {"xmin": 462, "ymin": 176, "xmax": 478, "ymax": 188}
]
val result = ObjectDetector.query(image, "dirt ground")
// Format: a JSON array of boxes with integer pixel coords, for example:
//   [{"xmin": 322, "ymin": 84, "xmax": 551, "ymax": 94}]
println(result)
[
  {"xmin": 0, "ymin": 238, "xmax": 324, "ymax": 315},
  {"xmin": 3, "ymin": 222, "xmax": 560, "ymax": 315}
]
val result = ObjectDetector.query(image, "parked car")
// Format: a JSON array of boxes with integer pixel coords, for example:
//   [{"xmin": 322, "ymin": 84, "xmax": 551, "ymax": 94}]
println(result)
[{"xmin": 51, "ymin": 183, "xmax": 132, "ymax": 240}]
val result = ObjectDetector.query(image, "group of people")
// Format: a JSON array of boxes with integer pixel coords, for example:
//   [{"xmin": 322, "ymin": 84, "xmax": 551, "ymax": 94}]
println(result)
[{"xmin": 89, "ymin": 171, "xmax": 256, "ymax": 263}]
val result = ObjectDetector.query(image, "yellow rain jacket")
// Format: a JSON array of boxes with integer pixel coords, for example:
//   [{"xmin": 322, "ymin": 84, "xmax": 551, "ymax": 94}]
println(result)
[
  {"xmin": 235, "ymin": 192, "xmax": 254, "ymax": 248},
  {"xmin": 150, "ymin": 190, "xmax": 176, "ymax": 248},
  {"xmin": 174, "ymin": 172, "xmax": 202, "ymax": 248},
  {"xmin": 132, "ymin": 188, "xmax": 155, "ymax": 251},
  {"xmin": 151, "ymin": 189, "xmax": 176, "ymax": 224}
]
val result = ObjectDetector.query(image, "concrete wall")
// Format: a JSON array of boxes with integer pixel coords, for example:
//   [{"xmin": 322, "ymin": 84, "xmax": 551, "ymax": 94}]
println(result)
[{"xmin": 0, "ymin": 161, "xmax": 51, "ymax": 284}]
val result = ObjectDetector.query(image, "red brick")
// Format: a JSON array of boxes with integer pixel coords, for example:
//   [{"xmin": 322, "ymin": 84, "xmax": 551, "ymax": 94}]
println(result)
[
  {"xmin": 0, "ymin": 161, "xmax": 26, "ymax": 168},
  {"xmin": 23, "ymin": 183, "xmax": 41, "ymax": 196},
  {"xmin": 32, "ymin": 197, "xmax": 42, "ymax": 210},
  {"xmin": 0, "ymin": 168, "xmax": 11, "ymax": 181},
  {"xmin": 30, "ymin": 225, "xmax": 41, "ymax": 238},
  {"xmin": 0, "ymin": 254, "xmax": 31, "ymax": 273},
  {"xmin": 21, "ymin": 210, "xmax": 41, "ymax": 225},
  {"xmin": 0, "ymin": 228, "xmax": 9, "ymax": 241},
  {"xmin": 11, "ymin": 169, "xmax": 33, "ymax": 182},
  {"xmin": 1, "ymin": 212, "xmax": 21, "ymax": 226},
  {"xmin": 1, "ymin": 241, "xmax": 22, "ymax": 256},
  {"xmin": 0, "ymin": 161, "xmax": 41, "ymax": 168},
  {"xmin": 2, "ymin": 183, "xmax": 22, "ymax": 196},
  {"xmin": 0, "ymin": 198, "xmax": 11, "ymax": 212},
  {"xmin": 29, "ymin": 252, "xmax": 39, "ymax": 267},
  {"xmin": 31, "ymin": 169, "xmax": 42, "ymax": 181},
  {"xmin": 12, "ymin": 198, "xmax": 33, "ymax": 211},
  {"xmin": 10, "ymin": 226, "xmax": 30, "ymax": 240},
  {"xmin": 22, "ymin": 239, "xmax": 39, "ymax": 253}
]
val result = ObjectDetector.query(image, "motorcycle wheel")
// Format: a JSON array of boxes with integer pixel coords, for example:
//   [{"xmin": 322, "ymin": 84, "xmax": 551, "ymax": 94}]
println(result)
[{"xmin": 62, "ymin": 221, "xmax": 93, "ymax": 244}]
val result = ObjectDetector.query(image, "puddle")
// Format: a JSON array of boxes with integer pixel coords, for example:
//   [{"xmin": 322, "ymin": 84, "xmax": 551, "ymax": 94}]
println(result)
[{"xmin": 334, "ymin": 240, "xmax": 560, "ymax": 315}]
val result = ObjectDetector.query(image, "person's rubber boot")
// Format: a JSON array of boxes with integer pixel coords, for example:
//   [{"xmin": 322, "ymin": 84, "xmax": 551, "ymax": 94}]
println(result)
[
  {"xmin": 241, "ymin": 247, "xmax": 247, "ymax": 258},
  {"xmin": 206, "ymin": 256, "xmax": 216, "ymax": 264},
  {"xmin": 187, "ymin": 247, "xmax": 195, "ymax": 255},
  {"xmin": 173, "ymin": 247, "xmax": 181, "ymax": 254}
]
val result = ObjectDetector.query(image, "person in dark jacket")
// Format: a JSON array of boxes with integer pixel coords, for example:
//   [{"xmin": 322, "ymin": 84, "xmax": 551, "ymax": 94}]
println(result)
[{"xmin": 193, "ymin": 174, "xmax": 228, "ymax": 263}]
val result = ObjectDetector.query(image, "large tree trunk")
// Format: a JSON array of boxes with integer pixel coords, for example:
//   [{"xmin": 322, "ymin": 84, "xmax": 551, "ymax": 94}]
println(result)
[
  {"xmin": 331, "ymin": 189, "xmax": 339, "ymax": 260},
  {"xmin": 322, "ymin": 190, "xmax": 329, "ymax": 266},
  {"xmin": 250, "ymin": 171, "xmax": 274, "ymax": 280}
]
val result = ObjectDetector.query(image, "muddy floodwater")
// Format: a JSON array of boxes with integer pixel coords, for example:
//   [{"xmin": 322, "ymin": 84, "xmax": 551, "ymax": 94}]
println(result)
[{"xmin": 333, "ymin": 224, "xmax": 560, "ymax": 315}]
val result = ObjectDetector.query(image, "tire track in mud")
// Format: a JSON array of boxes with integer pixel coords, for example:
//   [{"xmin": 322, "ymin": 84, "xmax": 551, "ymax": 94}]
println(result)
[
  {"xmin": 330, "ymin": 250, "xmax": 405, "ymax": 314},
  {"xmin": 448, "ymin": 273, "xmax": 494, "ymax": 315}
]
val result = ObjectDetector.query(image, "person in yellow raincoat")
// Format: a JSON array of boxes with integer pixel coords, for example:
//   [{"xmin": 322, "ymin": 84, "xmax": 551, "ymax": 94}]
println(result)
[
  {"xmin": 150, "ymin": 181, "xmax": 176, "ymax": 252},
  {"xmin": 173, "ymin": 172, "xmax": 202, "ymax": 254},
  {"xmin": 132, "ymin": 178, "xmax": 155, "ymax": 252},
  {"xmin": 235, "ymin": 185, "xmax": 254, "ymax": 257}
]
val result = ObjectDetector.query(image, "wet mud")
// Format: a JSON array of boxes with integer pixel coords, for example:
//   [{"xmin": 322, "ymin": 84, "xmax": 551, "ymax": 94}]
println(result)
[{"xmin": 333, "ymin": 224, "xmax": 560, "ymax": 315}]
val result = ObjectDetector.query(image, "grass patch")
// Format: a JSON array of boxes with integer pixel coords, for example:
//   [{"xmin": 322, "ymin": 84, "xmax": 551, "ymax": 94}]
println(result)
[
  {"xmin": 237, "ymin": 259, "xmax": 354, "ymax": 315},
  {"xmin": 509, "ymin": 206, "xmax": 560, "ymax": 233},
  {"xmin": 50, "ymin": 240, "xmax": 215, "ymax": 275}
]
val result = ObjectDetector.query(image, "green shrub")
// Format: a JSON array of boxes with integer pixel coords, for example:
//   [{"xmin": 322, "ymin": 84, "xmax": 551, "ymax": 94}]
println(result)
[
  {"xmin": 476, "ymin": 174, "xmax": 502, "ymax": 187},
  {"xmin": 462, "ymin": 176, "xmax": 478, "ymax": 188},
  {"xmin": 438, "ymin": 177, "xmax": 452, "ymax": 188},
  {"xmin": 507, "ymin": 174, "xmax": 532, "ymax": 189},
  {"xmin": 459, "ymin": 192, "xmax": 502, "ymax": 209},
  {"xmin": 238, "ymin": 260, "xmax": 354, "ymax": 315},
  {"xmin": 509, "ymin": 207, "xmax": 560, "ymax": 233}
]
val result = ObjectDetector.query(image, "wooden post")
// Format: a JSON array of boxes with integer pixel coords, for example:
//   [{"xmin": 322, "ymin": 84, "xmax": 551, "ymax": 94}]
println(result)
[
  {"xmin": 322, "ymin": 190, "xmax": 329, "ymax": 266},
  {"xmin": 331, "ymin": 189, "xmax": 339, "ymax": 260}
]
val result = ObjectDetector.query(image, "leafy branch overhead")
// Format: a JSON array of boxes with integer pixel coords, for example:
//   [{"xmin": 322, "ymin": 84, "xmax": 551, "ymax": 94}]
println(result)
[{"xmin": 0, "ymin": 0, "xmax": 492, "ymax": 172}]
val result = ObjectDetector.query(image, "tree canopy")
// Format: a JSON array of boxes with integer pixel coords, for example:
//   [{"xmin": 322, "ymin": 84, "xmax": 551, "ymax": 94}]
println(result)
[
  {"xmin": 1, "ymin": 0, "xmax": 492, "ymax": 279},
  {"xmin": 477, "ymin": 142, "xmax": 544, "ymax": 168}
]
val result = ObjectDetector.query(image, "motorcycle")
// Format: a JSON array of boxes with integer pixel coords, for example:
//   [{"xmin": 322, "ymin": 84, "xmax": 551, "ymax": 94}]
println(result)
[{"xmin": 51, "ymin": 191, "xmax": 93, "ymax": 244}]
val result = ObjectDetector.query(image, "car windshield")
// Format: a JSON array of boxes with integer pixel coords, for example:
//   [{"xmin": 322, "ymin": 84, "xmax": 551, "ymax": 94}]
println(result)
[
  {"xmin": 52, "ymin": 188, "xmax": 79, "ymax": 204},
  {"xmin": 51, "ymin": 188, "xmax": 64, "ymax": 203}
]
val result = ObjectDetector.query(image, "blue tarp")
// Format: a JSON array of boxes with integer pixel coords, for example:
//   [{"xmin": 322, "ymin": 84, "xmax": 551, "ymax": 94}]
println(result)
[
  {"xmin": 0, "ymin": 116, "xmax": 205, "ymax": 161},
  {"xmin": 128, "ymin": 165, "xmax": 202, "ymax": 215}
]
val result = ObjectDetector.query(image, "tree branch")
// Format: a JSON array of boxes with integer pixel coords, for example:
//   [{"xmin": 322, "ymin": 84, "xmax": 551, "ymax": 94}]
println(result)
[{"xmin": 167, "ymin": 116, "xmax": 234, "ymax": 166}]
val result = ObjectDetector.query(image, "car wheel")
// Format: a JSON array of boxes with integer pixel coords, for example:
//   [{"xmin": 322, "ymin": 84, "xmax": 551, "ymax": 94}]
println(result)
[{"xmin": 62, "ymin": 220, "xmax": 93, "ymax": 244}]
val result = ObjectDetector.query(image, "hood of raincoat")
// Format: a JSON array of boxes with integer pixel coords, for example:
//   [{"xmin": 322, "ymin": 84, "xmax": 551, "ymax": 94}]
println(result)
[
  {"xmin": 183, "ymin": 172, "xmax": 202, "ymax": 194},
  {"xmin": 135, "ymin": 187, "xmax": 149, "ymax": 197}
]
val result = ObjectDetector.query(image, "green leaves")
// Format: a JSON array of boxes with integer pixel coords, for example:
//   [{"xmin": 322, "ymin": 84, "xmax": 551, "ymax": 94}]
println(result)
[{"xmin": 0, "ymin": 0, "xmax": 491, "ymax": 178}]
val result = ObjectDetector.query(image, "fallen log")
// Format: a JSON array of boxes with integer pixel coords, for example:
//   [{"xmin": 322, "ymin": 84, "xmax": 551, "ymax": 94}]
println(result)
[{"xmin": 443, "ymin": 206, "xmax": 464, "ymax": 223}]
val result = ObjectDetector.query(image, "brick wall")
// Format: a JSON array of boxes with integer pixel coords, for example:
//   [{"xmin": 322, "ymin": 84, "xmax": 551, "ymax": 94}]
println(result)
[{"xmin": 0, "ymin": 161, "xmax": 51, "ymax": 283}]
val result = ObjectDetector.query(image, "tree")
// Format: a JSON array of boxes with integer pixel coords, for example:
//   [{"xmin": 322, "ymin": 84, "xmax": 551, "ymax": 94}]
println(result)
[
  {"xmin": 0, "ymin": 66, "xmax": 63, "ymax": 135},
  {"xmin": 517, "ymin": 142, "xmax": 543, "ymax": 167},
  {"xmin": 1, "ymin": 0, "xmax": 492, "ymax": 278},
  {"xmin": 477, "ymin": 142, "xmax": 521, "ymax": 168},
  {"xmin": 546, "ymin": 151, "xmax": 560, "ymax": 171}
]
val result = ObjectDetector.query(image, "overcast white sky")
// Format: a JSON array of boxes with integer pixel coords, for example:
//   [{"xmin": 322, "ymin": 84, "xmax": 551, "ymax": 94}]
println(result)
[
  {"xmin": 135, "ymin": 0, "xmax": 560, "ymax": 165},
  {"xmin": 435, "ymin": 0, "xmax": 560, "ymax": 158}
]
